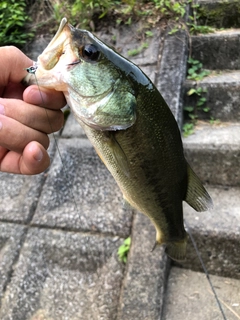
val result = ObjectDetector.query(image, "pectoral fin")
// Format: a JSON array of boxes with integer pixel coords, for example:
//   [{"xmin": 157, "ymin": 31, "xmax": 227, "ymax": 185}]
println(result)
[
  {"xmin": 103, "ymin": 133, "xmax": 130, "ymax": 178},
  {"xmin": 185, "ymin": 164, "xmax": 213, "ymax": 212}
]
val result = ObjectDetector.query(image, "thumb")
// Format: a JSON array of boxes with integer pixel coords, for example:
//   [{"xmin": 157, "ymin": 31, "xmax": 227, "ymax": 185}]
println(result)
[{"xmin": 20, "ymin": 141, "xmax": 50, "ymax": 174}]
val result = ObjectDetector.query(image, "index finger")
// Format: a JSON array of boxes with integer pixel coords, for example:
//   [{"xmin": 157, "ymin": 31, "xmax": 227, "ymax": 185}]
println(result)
[{"xmin": 23, "ymin": 85, "xmax": 66, "ymax": 110}]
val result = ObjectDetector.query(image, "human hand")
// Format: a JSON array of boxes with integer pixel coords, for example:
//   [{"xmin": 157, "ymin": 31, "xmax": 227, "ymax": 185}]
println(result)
[{"xmin": 0, "ymin": 46, "xmax": 66, "ymax": 174}]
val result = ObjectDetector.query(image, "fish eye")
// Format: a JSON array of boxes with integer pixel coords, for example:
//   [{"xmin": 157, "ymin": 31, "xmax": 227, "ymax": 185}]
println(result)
[{"xmin": 80, "ymin": 44, "xmax": 100, "ymax": 62}]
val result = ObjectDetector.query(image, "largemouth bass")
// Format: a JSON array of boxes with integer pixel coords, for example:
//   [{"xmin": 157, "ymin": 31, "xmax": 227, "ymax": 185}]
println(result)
[{"xmin": 24, "ymin": 18, "xmax": 212, "ymax": 261}]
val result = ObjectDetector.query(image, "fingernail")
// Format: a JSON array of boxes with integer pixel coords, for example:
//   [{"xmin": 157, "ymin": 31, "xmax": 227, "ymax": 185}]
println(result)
[
  {"xmin": 0, "ymin": 104, "xmax": 5, "ymax": 115},
  {"xmin": 34, "ymin": 148, "xmax": 43, "ymax": 162},
  {"xmin": 0, "ymin": 121, "xmax": 2, "ymax": 131}
]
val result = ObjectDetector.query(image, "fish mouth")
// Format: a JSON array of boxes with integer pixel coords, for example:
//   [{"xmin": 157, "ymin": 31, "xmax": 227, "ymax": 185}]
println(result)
[{"xmin": 67, "ymin": 60, "xmax": 81, "ymax": 66}]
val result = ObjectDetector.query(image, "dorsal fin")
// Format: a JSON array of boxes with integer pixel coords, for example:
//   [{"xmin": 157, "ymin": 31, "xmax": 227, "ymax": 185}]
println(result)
[{"xmin": 185, "ymin": 164, "xmax": 213, "ymax": 212}]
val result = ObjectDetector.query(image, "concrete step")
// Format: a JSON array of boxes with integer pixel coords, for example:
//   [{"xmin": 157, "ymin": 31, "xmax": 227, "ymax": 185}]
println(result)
[
  {"xmin": 183, "ymin": 122, "xmax": 240, "ymax": 186},
  {"xmin": 196, "ymin": 0, "xmax": 240, "ymax": 28},
  {"xmin": 182, "ymin": 185, "xmax": 240, "ymax": 279},
  {"xmin": 162, "ymin": 267, "xmax": 240, "ymax": 320},
  {"xmin": 184, "ymin": 70, "xmax": 240, "ymax": 122},
  {"xmin": 190, "ymin": 29, "xmax": 240, "ymax": 70}
]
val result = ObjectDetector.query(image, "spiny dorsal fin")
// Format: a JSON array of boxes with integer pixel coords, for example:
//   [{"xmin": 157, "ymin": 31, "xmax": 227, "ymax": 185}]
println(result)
[{"xmin": 185, "ymin": 164, "xmax": 213, "ymax": 212}]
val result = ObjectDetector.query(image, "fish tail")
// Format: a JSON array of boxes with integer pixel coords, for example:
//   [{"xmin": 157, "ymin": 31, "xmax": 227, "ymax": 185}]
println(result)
[{"xmin": 165, "ymin": 237, "xmax": 188, "ymax": 261}]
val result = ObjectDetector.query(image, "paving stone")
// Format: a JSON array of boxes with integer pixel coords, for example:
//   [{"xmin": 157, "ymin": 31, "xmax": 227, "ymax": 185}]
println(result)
[
  {"xmin": 162, "ymin": 267, "xmax": 240, "ymax": 320},
  {"xmin": 31, "ymin": 138, "xmax": 132, "ymax": 237},
  {"xmin": 0, "ymin": 223, "xmax": 26, "ymax": 304},
  {"xmin": 0, "ymin": 228, "xmax": 124, "ymax": 320},
  {"xmin": 180, "ymin": 185, "xmax": 240, "ymax": 279},
  {"xmin": 190, "ymin": 30, "xmax": 240, "ymax": 70},
  {"xmin": 184, "ymin": 71, "xmax": 240, "ymax": 122},
  {"xmin": 157, "ymin": 30, "xmax": 188, "ymax": 125},
  {"xmin": 118, "ymin": 212, "xmax": 169, "ymax": 319},
  {"xmin": 183, "ymin": 122, "xmax": 240, "ymax": 186},
  {"xmin": 61, "ymin": 112, "xmax": 87, "ymax": 138},
  {"xmin": 0, "ymin": 172, "xmax": 45, "ymax": 223}
]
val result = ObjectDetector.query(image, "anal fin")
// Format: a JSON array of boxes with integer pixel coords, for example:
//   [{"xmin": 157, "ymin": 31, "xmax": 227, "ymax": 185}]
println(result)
[{"xmin": 185, "ymin": 164, "xmax": 213, "ymax": 212}]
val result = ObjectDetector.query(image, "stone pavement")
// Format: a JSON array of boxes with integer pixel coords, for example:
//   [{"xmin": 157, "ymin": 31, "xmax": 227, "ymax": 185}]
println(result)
[{"xmin": 0, "ymin": 3, "xmax": 240, "ymax": 319}]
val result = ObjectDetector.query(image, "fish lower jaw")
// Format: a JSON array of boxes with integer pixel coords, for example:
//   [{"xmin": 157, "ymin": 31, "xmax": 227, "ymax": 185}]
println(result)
[
  {"xmin": 70, "ymin": 99, "xmax": 134, "ymax": 131},
  {"xmin": 73, "ymin": 112, "xmax": 133, "ymax": 131}
]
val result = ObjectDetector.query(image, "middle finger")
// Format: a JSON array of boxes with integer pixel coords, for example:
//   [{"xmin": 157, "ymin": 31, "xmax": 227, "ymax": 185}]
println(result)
[{"xmin": 0, "ymin": 98, "xmax": 64, "ymax": 134}]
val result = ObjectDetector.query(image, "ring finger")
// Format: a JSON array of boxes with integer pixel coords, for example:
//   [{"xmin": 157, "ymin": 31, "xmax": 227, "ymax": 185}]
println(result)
[{"xmin": 0, "ymin": 114, "xmax": 49, "ymax": 153}]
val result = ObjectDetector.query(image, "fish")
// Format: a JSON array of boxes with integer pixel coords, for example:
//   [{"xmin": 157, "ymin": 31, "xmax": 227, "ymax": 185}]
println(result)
[{"xmin": 24, "ymin": 17, "xmax": 213, "ymax": 261}]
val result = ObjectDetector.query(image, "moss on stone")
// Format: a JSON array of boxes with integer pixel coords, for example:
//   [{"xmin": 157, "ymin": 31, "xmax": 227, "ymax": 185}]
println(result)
[{"xmin": 196, "ymin": 0, "xmax": 240, "ymax": 28}]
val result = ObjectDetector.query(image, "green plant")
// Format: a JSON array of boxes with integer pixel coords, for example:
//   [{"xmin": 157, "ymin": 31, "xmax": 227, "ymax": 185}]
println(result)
[
  {"xmin": 183, "ymin": 122, "xmax": 195, "ymax": 137},
  {"xmin": 183, "ymin": 88, "xmax": 205, "ymax": 126},
  {"xmin": 53, "ymin": 0, "xmax": 115, "ymax": 29},
  {"xmin": 183, "ymin": 58, "xmax": 211, "ymax": 136},
  {"xmin": 151, "ymin": 0, "xmax": 216, "ymax": 36},
  {"xmin": 53, "ymin": 0, "xmax": 138, "ymax": 29},
  {"xmin": 209, "ymin": 117, "xmax": 221, "ymax": 125},
  {"xmin": 187, "ymin": 87, "xmax": 208, "ymax": 110},
  {"xmin": 145, "ymin": 30, "xmax": 154, "ymax": 37},
  {"xmin": 187, "ymin": 2, "xmax": 215, "ymax": 34},
  {"xmin": 128, "ymin": 42, "xmax": 149, "ymax": 56},
  {"xmin": 0, "ymin": 0, "xmax": 34, "ymax": 47},
  {"xmin": 183, "ymin": 86, "xmax": 208, "ymax": 135},
  {"xmin": 153, "ymin": 0, "xmax": 187, "ymax": 20},
  {"xmin": 188, "ymin": 23, "xmax": 215, "ymax": 34},
  {"xmin": 187, "ymin": 58, "xmax": 210, "ymax": 81},
  {"xmin": 118, "ymin": 237, "xmax": 131, "ymax": 263}
]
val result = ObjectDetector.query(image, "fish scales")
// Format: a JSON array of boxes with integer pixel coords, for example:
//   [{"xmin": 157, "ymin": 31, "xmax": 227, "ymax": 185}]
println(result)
[
  {"xmin": 24, "ymin": 18, "xmax": 212, "ymax": 261},
  {"xmin": 81, "ymin": 89, "xmax": 187, "ymax": 236}
]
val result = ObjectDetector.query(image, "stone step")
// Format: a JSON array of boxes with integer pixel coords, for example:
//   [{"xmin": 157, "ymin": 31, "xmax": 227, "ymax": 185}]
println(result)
[
  {"xmin": 190, "ymin": 29, "xmax": 240, "ymax": 70},
  {"xmin": 196, "ymin": 0, "xmax": 240, "ymax": 28},
  {"xmin": 182, "ymin": 185, "xmax": 240, "ymax": 279},
  {"xmin": 184, "ymin": 70, "xmax": 240, "ymax": 122},
  {"xmin": 162, "ymin": 267, "xmax": 240, "ymax": 320},
  {"xmin": 183, "ymin": 122, "xmax": 240, "ymax": 186}
]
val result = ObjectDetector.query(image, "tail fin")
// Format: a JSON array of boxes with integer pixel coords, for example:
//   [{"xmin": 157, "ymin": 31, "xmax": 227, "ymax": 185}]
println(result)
[
  {"xmin": 185, "ymin": 164, "xmax": 213, "ymax": 212},
  {"xmin": 165, "ymin": 238, "xmax": 188, "ymax": 261}
]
